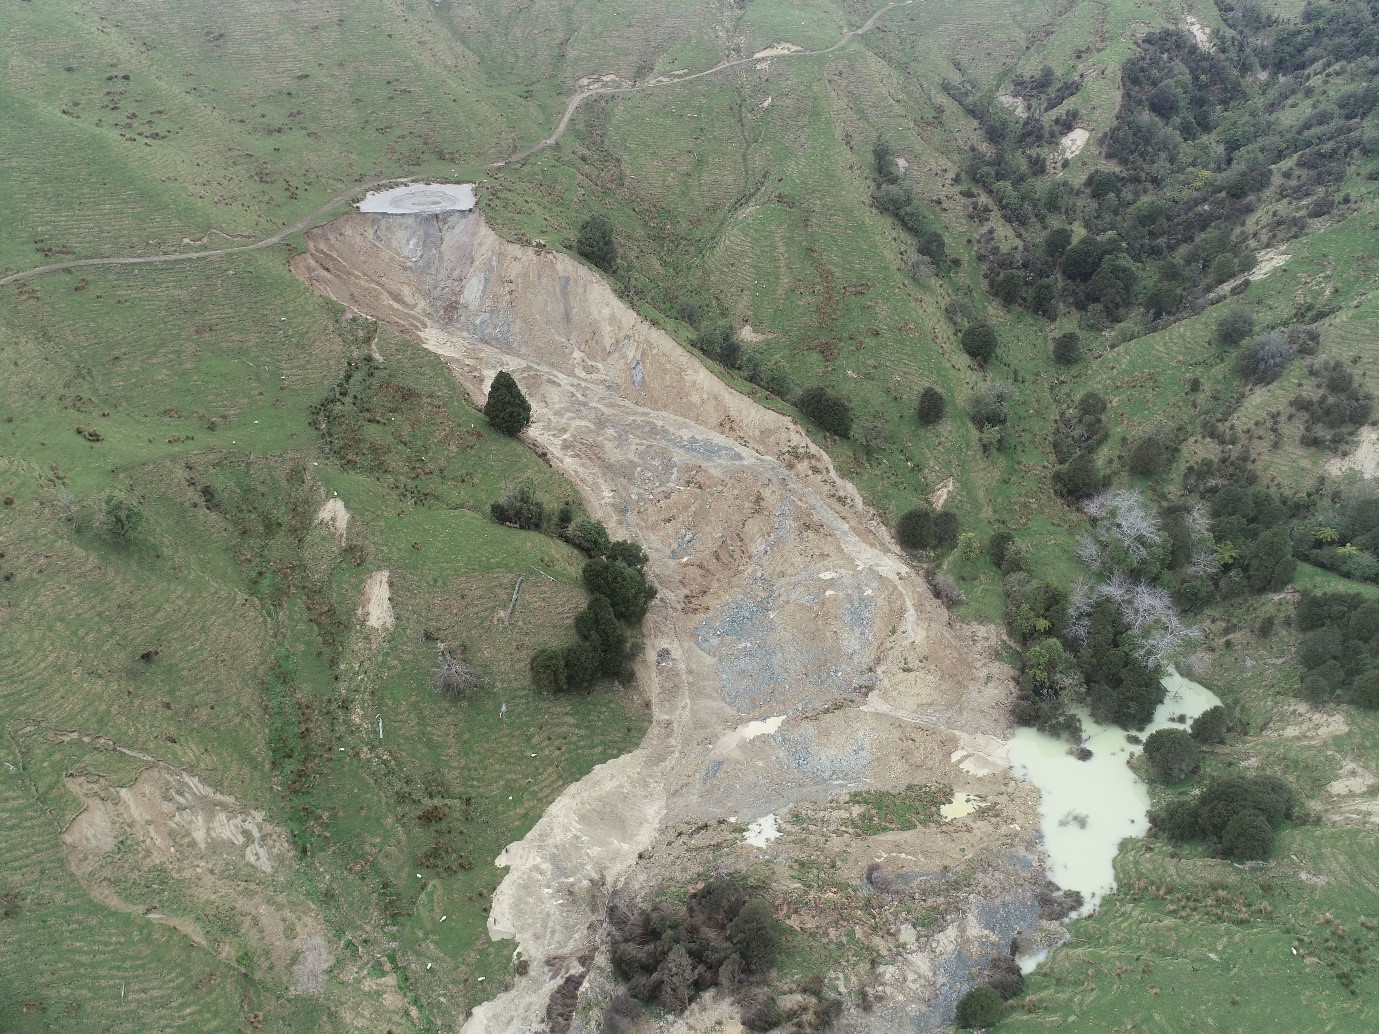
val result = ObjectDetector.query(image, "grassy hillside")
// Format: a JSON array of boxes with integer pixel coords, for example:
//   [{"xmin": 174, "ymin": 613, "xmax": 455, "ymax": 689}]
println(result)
[
  {"xmin": 3, "ymin": 0, "xmax": 1379, "ymax": 1029},
  {"xmin": 0, "ymin": 251, "xmax": 648, "ymax": 1029}
]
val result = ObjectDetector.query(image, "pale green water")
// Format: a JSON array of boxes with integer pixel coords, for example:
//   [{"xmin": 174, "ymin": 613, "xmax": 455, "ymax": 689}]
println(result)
[{"xmin": 1007, "ymin": 671, "xmax": 1221, "ymax": 916}]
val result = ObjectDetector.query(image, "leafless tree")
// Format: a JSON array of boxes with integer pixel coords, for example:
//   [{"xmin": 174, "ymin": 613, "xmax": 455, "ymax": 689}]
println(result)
[
  {"xmin": 56, "ymin": 492, "xmax": 83, "ymax": 532},
  {"xmin": 1187, "ymin": 545, "xmax": 1220, "ymax": 578},
  {"xmin": 924, "ymin": 568, "xmax": 965, "ymax": 608},
  {"xmin": 434, "ymin": 649, "xmax": 483, "ymax": 700}
]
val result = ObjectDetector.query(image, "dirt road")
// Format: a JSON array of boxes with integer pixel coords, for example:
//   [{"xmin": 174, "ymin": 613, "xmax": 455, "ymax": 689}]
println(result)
[{"xmin": 294, "ymin": 209, "xmax": 1045, "ymax": 1032}]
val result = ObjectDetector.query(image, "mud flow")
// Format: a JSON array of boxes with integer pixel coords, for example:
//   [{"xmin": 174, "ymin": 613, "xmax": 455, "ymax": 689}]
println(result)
[{"xmin": 295, "ymin": 210, "xmax": 1052, "ymax": 1031}]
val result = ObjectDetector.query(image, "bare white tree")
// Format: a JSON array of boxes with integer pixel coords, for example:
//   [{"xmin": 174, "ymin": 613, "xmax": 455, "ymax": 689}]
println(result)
[
  {"xmin": 434, "ymin": 649, "xmax": 484, "ymax": 700},
  {"xmin": 1075, "ymin": 532, "xmax": 1103, "ymax": 570},
  {"xmin": 56, "ymin": 492, "xmax": 83, "ymax": 532}
]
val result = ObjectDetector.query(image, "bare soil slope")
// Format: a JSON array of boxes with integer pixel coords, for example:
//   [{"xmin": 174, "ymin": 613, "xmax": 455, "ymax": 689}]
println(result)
[{"xmin": 294, "ymin": 211, "xmax": 1045, "ymax": 1031}]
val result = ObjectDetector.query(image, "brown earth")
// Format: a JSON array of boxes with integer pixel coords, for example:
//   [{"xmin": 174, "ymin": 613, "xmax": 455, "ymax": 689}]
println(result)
[
  {"xmin": 293, "ymin": 209, "xmax": 1047, "ymax": 1032},
  {"xmin": 62, "ymin": 761, "xmax": 329, "ymax": 991}
]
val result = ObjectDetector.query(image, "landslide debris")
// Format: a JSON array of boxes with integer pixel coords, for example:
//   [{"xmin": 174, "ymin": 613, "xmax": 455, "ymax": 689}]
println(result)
[{"xmin": 294, "ymin": 209, "xmax": 1047, "ymax": 1031}]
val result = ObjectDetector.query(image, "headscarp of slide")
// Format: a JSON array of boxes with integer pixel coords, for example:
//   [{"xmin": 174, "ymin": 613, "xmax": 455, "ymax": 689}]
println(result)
[{"xmin": 294, "ymin": 209, "xmax": 1051, "ymax": 1032}]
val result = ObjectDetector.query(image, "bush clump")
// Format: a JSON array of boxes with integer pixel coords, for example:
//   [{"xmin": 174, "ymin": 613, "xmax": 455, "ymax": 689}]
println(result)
[
  {"xmin": 1150, "ymin": 774, "xmax": 1295, "ymax": 861},
  {"xmin": 797, "ymin": 386, "xmax": 854, "ymax": 438},
  {"xmin": 916, "ymin": 385, "xmax": 947, "ymax": 425},
  {"xmin": 896, "ymin": 504, "xmax": 959, "ymax": 551},
  {"xmin": 1143, "ymin": 727, "xmax": 1200, "ymax": 783},
  {"xmin": 955, "ymin": 985, "xmax": 1004, "ymax": 1028}
]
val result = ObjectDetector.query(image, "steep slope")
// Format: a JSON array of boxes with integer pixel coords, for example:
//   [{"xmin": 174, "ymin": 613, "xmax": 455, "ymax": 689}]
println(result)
[{"xmin": 295, "ymin": 208, "xmax": 1046, "ymax": 1030}]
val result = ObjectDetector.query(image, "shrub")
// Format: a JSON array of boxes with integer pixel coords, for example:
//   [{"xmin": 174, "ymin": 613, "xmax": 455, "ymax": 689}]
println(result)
[
  {"xmin": 1236, "ymin": 330, "xmax": 1294, "ymax": 382},
  {"xmin": 1214, "ymin": 307, "xmax": 1255, "ymax": 348},
  {"xmin": 987, "ymin": 530, "xmax": 1017, "ymax": 570},
  {"xmin": 1220, "ymin": 808, "xmax": 1275, "ymax": 861},
  {"xmin": 1190, "ymin": 705, "xmax": 1228, "ymax": 743},
  {"xmin": 969, "ymin": 383, "xmax": 1014, "ymax": 430},
  {"xmin": 728, "ymin": 898, "xmax": 780, "ymax": 973},
  {"xmin": 1127, "ymin": 437, "xmax": 1172, "ymax": 478},
  {"xmin": 563, "ymin": 517, "xmax": 611, "ymax": 556},
  {"xmin": 697, "ymin": 323, "xmax": 741, "ymax": 369},
  {"xmin": 955, "ymin": 986, "xmax": 1003, "ymax": 1028},
  {"xmin": 1143, "ymin": 728, "xmax": 1200, "ymax": 782},
  {"xmin": 797, "ymin": 386, "xmax": 854, "ymax": 438},
  {"xmin": 484, "ymin": 371, "xmax": 532, "ymax": 435},
  {"xmin": 916, "ymin": 386, "xmax": 947, "ymax": 425},
  {"xmin": 1052, "ymin": 331, "xmax": 1083, "ymax": 365},
  {"xmin": 491, "ymin": 483, "xmax": 545, "ymax": 530},
  {"xmin": 576, "ymin": 213, "xmax": 617, "ymax": 270},
  {"xmin": 583, "ymin": 557, "xmax": 655, "ymax": 623},
  {"xmin": 99, "ymin": 495, "xmax": 143, "ymax": 546},
  {"xmin": 961, "ymin": 322, "xmax": 999, "ymax": 365},
  {"xmin": 896, "ymin": 505, "xmax": 959, "ymax": 551}
]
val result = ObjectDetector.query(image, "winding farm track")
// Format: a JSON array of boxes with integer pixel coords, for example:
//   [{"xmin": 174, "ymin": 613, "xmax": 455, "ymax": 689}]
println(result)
[
  {"xmin": 0, "ymin": 178, "xmax": 412, "ymax": 289},
  {"xmin": 0, "ymin": 1, "xmax": 917, "ymax": 288},
  {"xmin": 496, "ymin": 0, "xmax": 918, "ymax": 165}
]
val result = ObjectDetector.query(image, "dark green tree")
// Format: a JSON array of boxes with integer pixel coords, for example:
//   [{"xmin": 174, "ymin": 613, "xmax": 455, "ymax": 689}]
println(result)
[
  {"xmin": 1350, "ymin": 668, "xmax": 1379, "ymax": 709},
  {"xmin": 916, "ymin": 386, "xmax": 946, "ymax": 425},
  {"xmin": 961, "ymin": 322, "xmax": 999, "ymax": 365},
  {"xmin": 955, "ymin": 986, "xmax": 1003, "ymax": 1029},
  {"xmin": 560, "ymin": 638, "xmax": 603, "ymax": 691},
  {"xmin": 99, "ymin": 495, "xmax": 144, "ymax": 547},
  {"xmin": 1197, "ymin": 776, "xmax": 1294, "ymax": 840},
  {"xmin": 1052, "ymin": 331, "xmax": 1083, "ymax": 365},
  {"xmin": 575, "ymin": 213, "xmax": 617, "ymax": 270},
  {"xmin": 1043, "ymin": 226, "xmax": 1073, "ymax": 260},
  {"xmin": 1144, "ymin": 728, "xmax": 1200, "ymax": 783},
  {"xmin": 574, "ymin": 594, "xmax": 629, "ymax": 677},
  {"xmin": 1190, "ymin": 705, "xmax": 1228, "ymax": 743},
  {"xmin": 797, "ymin": 386, "xmax": 854, "ymax": 438},
  {"xmin": 1220, "ymin": 808, "xmax": 1276, "ymax": 861},
  {"xmin": 1244, "ymin": 526, "xmax": 1296, "ymax": 592},
  {"xmin": 727, "ymin": 898, "xmax": 780, "ymax": 973},
  {"xmin": 1127, "ymin": 437, "xmax": 1172, "ymax": 478},
  {"xmin": 583, "ymin": 557, "xmax": 655, "ymax": 623},
  {"xmin": 484, "ymin": 371, "xmax": 532, "ymax": 436},
  {"xmin": 1053, "ymin": 452, "xmax": 1105, "ymax": 501},
  {"xmin": 896, "ymin": 505, "xmax": 959, "ymax": 551},
  {"xmin": 531, "ymin": 648, "xmax": 568, "ymax": 693}
]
